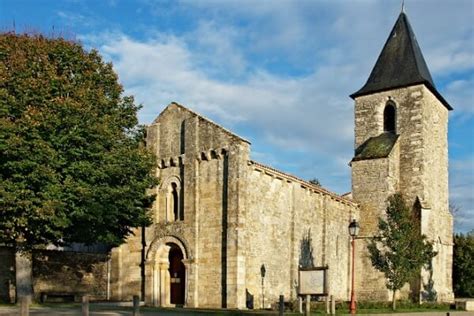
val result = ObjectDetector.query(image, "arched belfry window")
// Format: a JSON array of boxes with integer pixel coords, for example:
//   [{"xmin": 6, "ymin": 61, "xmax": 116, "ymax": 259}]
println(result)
[{"xmin": 384, "ymin": 102, "xmax": 396, "ymax": 133}]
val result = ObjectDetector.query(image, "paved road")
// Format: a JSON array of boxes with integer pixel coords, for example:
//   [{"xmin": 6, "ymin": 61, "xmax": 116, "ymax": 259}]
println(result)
[{"xmin": 0, "ymin": 306, "xmax": 473, "ymax": 316}]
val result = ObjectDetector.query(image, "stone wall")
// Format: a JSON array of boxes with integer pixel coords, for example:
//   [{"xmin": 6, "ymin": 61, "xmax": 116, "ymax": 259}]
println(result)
[
  {"xmin": 111, "ymin": 96, "xmax": 452, "ymax": 309},
  {"xmin": 419, "ymin": 86, "xmax": 453, "ymax": 301},
  {"xmin": 110, "ymin": 103, "xmax": 358, "ymax": 309},
  {"xmin": 351, "ymin": 143, "xmax": 399, "ymax": 300},
  {"xmin": 0, "ymin": 247, "xmax": 108, "ymax": 302},
  {"xmin": 33, "ymin": 250, "xmax": 109, "ymax": 301},
  {"xmin": 245, "ymin": 162, "xmax": 358, "ymax": 308},
  {"xmin": 111, "ymin": 103, "xmax": 251, "ymax": 308},
  {"xmin": 352, "ymin": 84, "xmax": 453, "ymax": 302},
  {"xmin": 195, "ymin": 155, "xmax": 226, "ymax": 307},
  {"xmin": 109, "ymin": 230, "xmax": 143, "ymax": 301}
]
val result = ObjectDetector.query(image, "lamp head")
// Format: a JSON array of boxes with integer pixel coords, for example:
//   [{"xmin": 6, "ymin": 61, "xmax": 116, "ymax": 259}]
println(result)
[{"xmin": 349, "ymin": 219, "xmax": 360, "ymax": 237}]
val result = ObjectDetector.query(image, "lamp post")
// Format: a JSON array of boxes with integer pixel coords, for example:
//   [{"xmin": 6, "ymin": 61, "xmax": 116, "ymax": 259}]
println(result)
[
  {"xmin": 348, "ymin": 219, "xmax": 360, "ymax": 315},
  {"xmin": 260, "ymin": 264, "xmax": 266, "ymax": 309}
]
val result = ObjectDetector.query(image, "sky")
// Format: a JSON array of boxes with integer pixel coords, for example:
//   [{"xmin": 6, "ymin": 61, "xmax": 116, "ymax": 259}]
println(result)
[{"xmin": 1, "ymin": 0, "xmax": 473, "ymax": 233}]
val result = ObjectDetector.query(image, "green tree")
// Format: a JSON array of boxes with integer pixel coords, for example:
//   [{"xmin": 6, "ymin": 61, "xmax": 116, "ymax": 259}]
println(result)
[
  {"xmin": 368, "ymin": 193, "xmax": 436, "ymax": 310},
  {"xmin": 453, "ymin": 231, "xmax": 474, "ymax": 297},
  {"xmin": 308, "ymin": 178, "xmax": 321, "ymax": 186},
  {"xmin": 0, "ymin": 33, "xmax": 157, "ymax": 295}
]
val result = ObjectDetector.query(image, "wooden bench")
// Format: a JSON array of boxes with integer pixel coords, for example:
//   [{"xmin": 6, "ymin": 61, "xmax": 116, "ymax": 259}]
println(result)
[{"xmin": 40, "ymin": 291, "xmax": 85, "ymax": 303}]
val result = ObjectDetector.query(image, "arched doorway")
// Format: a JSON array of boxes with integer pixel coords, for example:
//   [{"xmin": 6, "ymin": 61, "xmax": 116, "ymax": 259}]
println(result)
[
  {"xmin": 169, "ymin": 244, "xmax": 185, "ymax": 305},
  {"xmin": 145, "ymin": 236, "xmax": 190, "ymax": 307}
]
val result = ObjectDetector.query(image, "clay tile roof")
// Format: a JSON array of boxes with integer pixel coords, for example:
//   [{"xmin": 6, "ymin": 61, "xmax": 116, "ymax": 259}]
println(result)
[
  {"xmin": 352, "ymin": 132, "xmax": 399, "ymax": 161},
  {"xmin": 350, "ymin": 12, "xmax": 452, "ymax": 110}
]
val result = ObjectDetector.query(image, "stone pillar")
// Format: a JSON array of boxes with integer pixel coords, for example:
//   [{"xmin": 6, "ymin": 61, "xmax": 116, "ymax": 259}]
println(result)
[
  {"xmin": 153, "ymin": 262, "xmax": 159, "ymax": 306},
  {"xmin": 15, "ymin": 251, "xmax": 33, "ymax": 299},
  {"xmin": 225, "ymin": 144, "xmax": 249, "ymax": 309},
  {"xmin": 110, "ymin": 247, "xmax": 123, "ymax": 300},
  {"xmin": 144, "ymin": 261, "xmax": 154, "ymax": 305},
  {"xmin": 159, "ymin": 261, "xmax": 170, "ymax": 307},
  {"xmin": 182, "ymin": 259, "xmax": 195, "ymax": 307}
]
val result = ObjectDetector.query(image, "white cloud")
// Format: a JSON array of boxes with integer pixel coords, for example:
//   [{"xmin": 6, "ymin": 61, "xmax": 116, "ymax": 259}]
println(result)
[
  {"xmin": 450, "ymin": 156, "xmax": 474, "ymax": 233},
  {"xmin": 92, "ymin": 32, "xmax": 356, "ymax": 157},
  {"xmin": 445, "ymin": 79, "xmax": 474, "ymax": 115},
  {"xmin": 79, "ymin": 0, "xmax": 473, "ymax": 231},
  {"xmin": 186, "ymin": 21, "xmax": 248, "ymax": 78}
]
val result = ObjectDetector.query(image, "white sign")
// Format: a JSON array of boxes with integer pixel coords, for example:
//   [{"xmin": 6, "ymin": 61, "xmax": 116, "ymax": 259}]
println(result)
[{"xmin": 299, "ymin": 268, "xmax": 327, "ymax": 295}]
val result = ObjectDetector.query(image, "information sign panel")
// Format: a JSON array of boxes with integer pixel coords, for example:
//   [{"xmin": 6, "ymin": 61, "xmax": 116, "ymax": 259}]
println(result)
[{"xmin": 298, "ymin": 266, "xmax": 328, "ymax": 296}]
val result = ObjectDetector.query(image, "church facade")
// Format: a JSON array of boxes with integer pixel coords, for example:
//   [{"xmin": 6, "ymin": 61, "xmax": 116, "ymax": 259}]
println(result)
[{"xmin": 107, "ymin": 11, "xmax": 454, "ymax": 308}]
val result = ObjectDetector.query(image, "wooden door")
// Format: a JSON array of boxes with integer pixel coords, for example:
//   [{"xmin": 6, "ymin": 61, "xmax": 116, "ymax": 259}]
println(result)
[{"xmin": 169, "ymin": 245, "xmax": 185, "ymax": 305}]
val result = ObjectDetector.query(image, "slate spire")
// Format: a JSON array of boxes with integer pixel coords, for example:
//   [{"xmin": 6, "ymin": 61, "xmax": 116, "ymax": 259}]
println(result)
[{"xmin": 351, "ymin": 12, "xmax": 452, "ymax": 110}]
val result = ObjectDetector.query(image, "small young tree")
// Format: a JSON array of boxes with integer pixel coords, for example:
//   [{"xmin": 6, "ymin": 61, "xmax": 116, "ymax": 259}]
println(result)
[{"xmin": 368, "ymin": 193, "xmax": 436, "ymax": 310}]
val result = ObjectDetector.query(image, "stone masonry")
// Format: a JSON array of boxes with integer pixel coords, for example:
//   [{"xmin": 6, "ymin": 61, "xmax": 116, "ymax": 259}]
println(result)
[
  {"xmin": 351, "ymin": 86, "xmax": 453, "ymax": 301},
  {"xmin": 108, "ymin": 103, "xmax": 359, "ymax": 309}
]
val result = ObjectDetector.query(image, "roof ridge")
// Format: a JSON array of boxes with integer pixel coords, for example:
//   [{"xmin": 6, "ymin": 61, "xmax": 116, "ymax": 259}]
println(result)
[
  {"xmin": 154, "ymin": 102, "xmax": 251, "ymax": 144},
  {"xmin": 248, "ymin": 160, "xmax": 357, "ymax": 206},
  {"xmin": 402, "ymin": 12, "xmax": 435, "ymax": 86}
]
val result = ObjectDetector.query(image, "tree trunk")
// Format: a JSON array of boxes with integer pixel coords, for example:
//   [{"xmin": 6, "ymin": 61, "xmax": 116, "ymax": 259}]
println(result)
[
  {"xmin": 15, "ymin": 250, "xmax": 33, "ymax": 301},
  {"xmin": 392, "ymin": 290, "xmax": 396, "ymax": 310}
]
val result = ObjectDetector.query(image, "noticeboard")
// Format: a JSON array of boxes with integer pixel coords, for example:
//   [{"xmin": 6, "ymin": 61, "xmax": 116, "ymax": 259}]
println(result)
[{"xmin": 298, "ymin": 266, "xmax": 328, "ymax": 296}]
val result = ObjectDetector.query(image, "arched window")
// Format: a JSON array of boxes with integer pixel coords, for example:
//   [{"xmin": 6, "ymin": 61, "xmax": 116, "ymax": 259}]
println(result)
[
  {"xmin": 171, "ymin": 183, "xmax": 179, "ymax": 221},
  {"xmin": 166, "ymin": 181, "xmax": 181, "ymax": 222},
  {"xmin": 384, "ymin": 102, "xmax": 396, "ymax": 133}
]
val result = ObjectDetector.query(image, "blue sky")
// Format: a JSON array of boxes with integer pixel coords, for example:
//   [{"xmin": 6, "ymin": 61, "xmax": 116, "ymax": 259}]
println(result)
[{"xmin": 1, "ymin": 0, "xmax": 473, "ymax": 233}]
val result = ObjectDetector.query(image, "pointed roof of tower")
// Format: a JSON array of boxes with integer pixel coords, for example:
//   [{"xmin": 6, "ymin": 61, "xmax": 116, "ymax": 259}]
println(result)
[{"xmin": 350, "ymin": 12, "xmax": 452, "ymax": 110}]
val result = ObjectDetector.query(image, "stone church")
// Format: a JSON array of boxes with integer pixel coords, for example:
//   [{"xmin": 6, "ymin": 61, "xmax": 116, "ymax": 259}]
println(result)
[{"xmin": 106, "ymin": 10, "xmax": 454, "ymax": 308}]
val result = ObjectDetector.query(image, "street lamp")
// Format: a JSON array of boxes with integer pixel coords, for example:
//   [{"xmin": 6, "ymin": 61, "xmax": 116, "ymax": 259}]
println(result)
[
  {"xmin": 349, "ymin": 219, "xmax": 360, "ymax": 315},
  {"xmin": 260, "ymin": 264, "xmax": 266, "ymax": 309}
]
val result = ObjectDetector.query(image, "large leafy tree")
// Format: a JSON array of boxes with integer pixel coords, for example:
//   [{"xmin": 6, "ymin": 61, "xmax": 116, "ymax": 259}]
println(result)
[
  {"xmin": 453, "ymin": 231, "xmax": 474, "ymax": 298},
  {"xmin": 368, "ymin": 193, "xmax": 436, "ymax": 310},
  {"xmin": 0, "ymin": 33, "xmax": 157, "ymax": 251}
]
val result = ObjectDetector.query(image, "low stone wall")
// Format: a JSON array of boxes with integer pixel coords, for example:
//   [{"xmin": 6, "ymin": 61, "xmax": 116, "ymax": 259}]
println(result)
[
  {"xmin": 455, "ymin": 299, "xmax": 474, "ymax": 311},
  {"xmin": 33, "ymin": 249, "xmax": 109, "ymax": 301},
  {"xmin": 1, "ymin": 247, "xmax": 109, "ymax": 302}
]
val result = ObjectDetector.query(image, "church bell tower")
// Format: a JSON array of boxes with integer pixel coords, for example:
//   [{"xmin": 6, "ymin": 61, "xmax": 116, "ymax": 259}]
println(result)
[{"xmin": 350, "ymin": 10, "xmax": 454, "ymax": 301}]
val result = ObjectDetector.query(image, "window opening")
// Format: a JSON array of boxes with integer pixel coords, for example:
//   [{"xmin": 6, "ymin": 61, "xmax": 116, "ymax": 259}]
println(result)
[
  {"xmin": 384, "ymin": 102, "xmax": 396, "ymax": 133},
  {"xmin": 171, "ymin": 183, "xmax": 179, "ymax": 221}
]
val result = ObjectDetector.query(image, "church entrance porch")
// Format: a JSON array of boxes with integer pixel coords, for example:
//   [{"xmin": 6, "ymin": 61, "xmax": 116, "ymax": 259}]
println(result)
[{"xmin": 145, "ymin": 236, "xmax": 190, "ymax": 307}]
